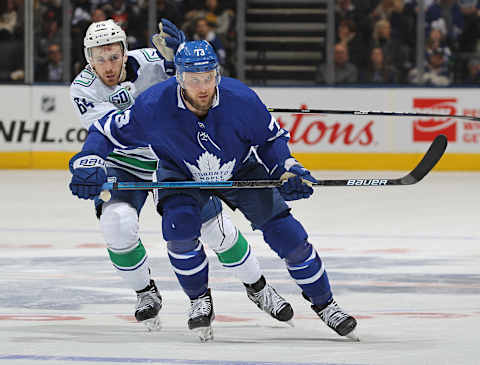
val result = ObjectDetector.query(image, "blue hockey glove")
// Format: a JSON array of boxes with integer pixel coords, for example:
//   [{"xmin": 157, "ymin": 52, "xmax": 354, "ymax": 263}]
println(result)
[
  {"xmin": 278, "ymin": 162, "xmax": 318, "ymax": 201},
  {"xmin": 161, "ymin": 18, "xmax": 186, "ymax": 52},
  {"xmin": 151, "ymin": 18, "xmax": 186, "ymax": 75},
  {"xmin": 69, "ymin": 152, "xmax": 107, "ymax": 200}
]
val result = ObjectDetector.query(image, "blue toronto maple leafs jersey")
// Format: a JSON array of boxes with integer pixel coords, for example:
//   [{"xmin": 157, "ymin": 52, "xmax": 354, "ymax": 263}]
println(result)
[{"xmin": 87, "ymin": 76, "xmax": 292, "ymax": 182}]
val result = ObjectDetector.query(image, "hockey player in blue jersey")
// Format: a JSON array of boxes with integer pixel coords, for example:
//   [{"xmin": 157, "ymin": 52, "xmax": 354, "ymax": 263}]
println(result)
[
  {"xmin": 70, "ymin": 21, "xmax": 293, "ymax": 333},
  {"xmin": 69, "ymin": 40, "xmax": 358, "ymax": 342}
]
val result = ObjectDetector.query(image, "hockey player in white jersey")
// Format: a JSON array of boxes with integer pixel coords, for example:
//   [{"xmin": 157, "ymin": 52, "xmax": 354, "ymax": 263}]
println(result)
[{"xmin": 70, "ymin": 19, "xmax": 293, "ymax": 332}]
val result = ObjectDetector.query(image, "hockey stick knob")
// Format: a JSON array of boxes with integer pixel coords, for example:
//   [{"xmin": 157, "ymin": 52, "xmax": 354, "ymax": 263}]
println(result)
[{"xmin": 99, "ymin": 190, "xmax": 111, "ymax": 202}]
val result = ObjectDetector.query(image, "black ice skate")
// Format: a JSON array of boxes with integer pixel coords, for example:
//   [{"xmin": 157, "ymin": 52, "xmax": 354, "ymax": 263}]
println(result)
[
  {"xmin": 303, "ymin": 292, "xmax": 359, "ymax": 341},
  {"xmin": 188, "ymin": 288, "xmax": 215, "ymax": 342},
  {"xmin": 135, "ymin": 280, "xmax": 162, "ymax": 331},
  {"xmin": 245, "ymin": 276, "xmax": 294, "ymax": 324}
]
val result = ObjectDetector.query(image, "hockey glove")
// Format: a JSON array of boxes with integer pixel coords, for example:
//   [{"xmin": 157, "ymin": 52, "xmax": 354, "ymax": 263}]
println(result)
[
  {"xmin": 69, "ymin": 152, "xmax": 107, "ymax": 200},
  {"xmin": 278, "ymin": 161, "xmax": 318, "ymax": 201},
  {"xmin": 151, "ymin": 18, "xmax": 186, "ymax": 76}
]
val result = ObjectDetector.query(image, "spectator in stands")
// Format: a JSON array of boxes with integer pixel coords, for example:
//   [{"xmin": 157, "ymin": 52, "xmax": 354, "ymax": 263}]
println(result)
[
  {"xmin": 361, "ymin": 47, "xmax": 399, "ymax": 83},
  {"xmin": 193, "ymin": 17, "xmax": 226, "ymax": 67},
  {"xmin": 335, "ymin": 0, "xmax": 374, "ymax": 67},
  {"xmin": 458, "ymin": 0, "xmax": 480, "ymax": 52},
  {"xmin": 337, "ymin": 19, "xmax": 367, "ymax": 71},
  {"xmin": 316, "ymin": 43, "xmax": 358, "ymax": 84},
  {"xmin": 335, "ymin": 0, "xmax": 358, "ymax": 22},
  {"xmin": 71, "ymin": 0, "xmax": 91, "ymax": 28},
  {"xmin": 464, "ymin": 57, "xmax": 480, "ymax": 82},
  {"xmin": 0, "ymin": 0, "xmax": 20, "ymax": 41},
  {"xmin": 427, "ymin": 27, "xmax": 447, "ymax": 50},
  {"xmin": 371, "ymin": 18, "xmax": 411, "ymax": 81},
  {"xmin": 37, "ymin": 7, "xmax": 62, "ymax": 65},
  {"xmin": 91, "ymin": 7, "xmax": 107, "ymax": 22},
  {"xmin": 426, "ymin": 0, "xmax": 464, "ymax": 48},
  {"xmin": 90, "ymin": 0, "xmax": 112, "ymax": 10},
  {"xmin": 426, "ymin": 27, "xmax": 452, "ymax": 62},
  {"xmin": 370, "ymin": 0, "xmax": 411, "ymax": 42},
  {"xmin": 183, "ymin": 0, "xmax": 234, "ymax": 38},
  {"xmin": 408, "ymin": 47, "xmax": 451, "ymax": 85},
  {"xmin": 37, "ymin": 0, "xmax": 62, "ymax": 31},
  {"xmin": 103, "ymin": 0, "xmax": 143, "ymax": 48},
  {"xmin": 35, "ymin": 43, "xmax": 64, "ymax": 82},
  {"xmin": 156, "ymin": 0, "xmax": 182, "ymax": 27},
  {"xmin": 106, "ymin": 0, "xmax": 129, "ymax": 29}
]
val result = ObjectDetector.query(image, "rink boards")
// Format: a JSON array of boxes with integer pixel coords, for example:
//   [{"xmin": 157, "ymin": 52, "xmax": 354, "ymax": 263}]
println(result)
[{"xmin": 0, "ymin": 85, "xmax": 479, "ymax": 170}]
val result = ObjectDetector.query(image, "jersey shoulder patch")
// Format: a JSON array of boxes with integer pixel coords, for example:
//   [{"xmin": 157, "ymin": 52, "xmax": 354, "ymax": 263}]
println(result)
[
  {"xmin": 139, "ymin": 48, "xmax": 162, "ymax": 63},
  {"xmin": 108, "ymin": 87, "xmax": 134, "ymax": 110},
  {"xmin": 73, "ymin": 68, "xmax": 96, "ymax": 87}
]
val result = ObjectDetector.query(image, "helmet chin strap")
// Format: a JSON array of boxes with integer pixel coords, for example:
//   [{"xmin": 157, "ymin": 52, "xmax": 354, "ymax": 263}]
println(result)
[{"xmin": 118, "ymin": 62, "xmax": 127, "ymax": 83}]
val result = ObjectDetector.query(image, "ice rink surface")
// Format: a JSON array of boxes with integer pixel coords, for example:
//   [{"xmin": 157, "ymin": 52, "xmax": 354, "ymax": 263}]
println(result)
[{"xmin": 0, "ymin": 169, "xmax": 479, "ymax": 365}]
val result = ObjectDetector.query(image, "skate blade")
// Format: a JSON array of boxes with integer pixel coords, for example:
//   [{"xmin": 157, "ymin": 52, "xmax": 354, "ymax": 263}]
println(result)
[
  {"xmin": 192, "ymin": 326, "xmax": 213, "ymax": 342},
  {"xmin": 345, "ymin": 329, "xmax": 360, "ymax": 342},
  {"xmin": 142, "ymin": 316, "xmax": 161, "ymax": 332}
]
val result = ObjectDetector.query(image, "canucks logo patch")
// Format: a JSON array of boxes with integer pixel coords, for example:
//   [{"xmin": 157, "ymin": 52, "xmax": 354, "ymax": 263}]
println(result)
[
  {"xmin": 109, "ymin": 88, "xmax": 133, "ymax": 110},
  {"xmin": 184, "ymin": 152, "xmax": 235, "ymax": 182}
]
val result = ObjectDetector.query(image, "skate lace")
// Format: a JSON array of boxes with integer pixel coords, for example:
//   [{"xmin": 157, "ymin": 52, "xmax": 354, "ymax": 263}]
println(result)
[
  {"xmin": 252, "ymin": 284, "xmax": 286, "ymax": 315},
  {"xmin": 319, "ymin": 301, "xmax": 349, "ymax": 329},
  {"xmin": 136, "ymin": 289, "xmax": 158, "ymax": 311},
  {"xmin": 189, "ymin": 295, "xmax": 212, "ymax": 319}
]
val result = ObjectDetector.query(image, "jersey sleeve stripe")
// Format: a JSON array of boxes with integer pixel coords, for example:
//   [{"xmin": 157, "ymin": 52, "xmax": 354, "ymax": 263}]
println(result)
[
  {"xmin": 103, "ymin": 114, "xmax": 128, "ymax": 149},
  {"xmin": 93, "ymin": 117, "xmax": 127, "ymax": 149}
]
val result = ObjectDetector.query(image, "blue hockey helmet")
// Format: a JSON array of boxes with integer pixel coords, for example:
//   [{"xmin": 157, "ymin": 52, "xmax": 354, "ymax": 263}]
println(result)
[{"xmin": 174, "ymin": 40, "xmax": 220, "ymax": 87}]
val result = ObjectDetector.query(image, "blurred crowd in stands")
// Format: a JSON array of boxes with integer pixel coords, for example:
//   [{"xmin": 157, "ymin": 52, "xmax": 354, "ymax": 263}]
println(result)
[
  {"xmin": 317, "ymin": 0, "xmax": 480, "ymax": 85},
  {"xmin": 0, "ymin": 0, "xmax": 235, "ymax": 82},
  {"xmin": 1, "ymin": 0, "xmax": 479, "ymax": 85}
]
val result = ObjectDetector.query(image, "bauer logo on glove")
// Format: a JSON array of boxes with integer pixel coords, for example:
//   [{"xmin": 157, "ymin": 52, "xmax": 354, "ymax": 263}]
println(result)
[{"xmin": 73, "ymin": 155, "xmax": 107, "ymax": 169}]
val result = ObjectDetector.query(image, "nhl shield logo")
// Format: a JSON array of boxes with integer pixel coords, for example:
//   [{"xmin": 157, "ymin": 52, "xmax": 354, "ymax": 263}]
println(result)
[{"xmin": 41, "ymin": 96, "xmax": 55, "ymax": 113}]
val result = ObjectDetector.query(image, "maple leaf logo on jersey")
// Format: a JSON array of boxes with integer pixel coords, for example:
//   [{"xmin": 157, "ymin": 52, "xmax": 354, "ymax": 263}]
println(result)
[{"xmin": 184, "ymin": 152, "xmax": 236, "ymax": 182}]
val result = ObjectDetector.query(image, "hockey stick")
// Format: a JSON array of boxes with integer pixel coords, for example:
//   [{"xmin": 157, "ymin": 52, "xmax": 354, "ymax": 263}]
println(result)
[
  {"xmin": 99, "ymin": 134, "xmax": 447, "ymax": 201},
  {"xmin": 267, "ymin": 107, "xmax": 480, "ymax": 122}
]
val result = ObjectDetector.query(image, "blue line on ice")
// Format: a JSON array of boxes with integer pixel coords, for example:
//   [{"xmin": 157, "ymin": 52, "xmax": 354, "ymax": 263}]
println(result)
[{"xmin": 0, "ymin": 354, "xmax": 368, "ymax": 365}]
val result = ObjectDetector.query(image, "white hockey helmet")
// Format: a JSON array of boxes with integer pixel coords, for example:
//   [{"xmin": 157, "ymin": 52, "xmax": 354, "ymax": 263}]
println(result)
[{"xmin": 83, "ymin": 19, "xmax": 128, "ymax": 65}]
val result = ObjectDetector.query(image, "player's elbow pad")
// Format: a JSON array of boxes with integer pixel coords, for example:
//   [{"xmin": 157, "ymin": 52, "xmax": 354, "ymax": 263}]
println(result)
[{"xmin": 257, "ymin": 137, "xmax": 292, "ymax": 178}]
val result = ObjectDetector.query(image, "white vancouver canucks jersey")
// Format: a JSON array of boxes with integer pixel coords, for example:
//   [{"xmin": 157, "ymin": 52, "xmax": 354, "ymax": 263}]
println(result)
[{"xmin": 70, "ymin": 48, "xmax": 170, "ymax": 180}]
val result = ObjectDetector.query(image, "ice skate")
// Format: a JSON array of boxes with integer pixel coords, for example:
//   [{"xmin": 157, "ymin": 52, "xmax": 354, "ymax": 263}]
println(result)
[
  {"xmin": 135, "ymin": 280, "xmax": 162, "ymax": 331},
  {"xmin": 304, "ymin": 293, "xmax": 359, "ymax": 341},
  {"xmin": 245, "ymin": 276, "xmax": 294, "ymax": 325},
  {"xmin": 188, "ymin": 288, "xmax": 215, "ymax": 342}
]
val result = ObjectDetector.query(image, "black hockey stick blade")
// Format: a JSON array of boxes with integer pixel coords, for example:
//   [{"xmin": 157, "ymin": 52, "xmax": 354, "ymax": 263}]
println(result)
[
  {"xmin": 314, "ymin": 134, "xmax": 448, "ymax": 187},
  {"xmin": 397, "ymin": 134, "xmax": 448, "ymax": 185}
]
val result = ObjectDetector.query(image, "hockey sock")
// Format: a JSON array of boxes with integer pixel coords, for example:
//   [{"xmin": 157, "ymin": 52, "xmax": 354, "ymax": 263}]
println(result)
[
  {"xmin": 168, "ymin": 239, "xmax": 209, "ymax": 299},
  {"xmin": 107, "ymin": 239, "xmax": 150, "ymax": 291},
  {"xmin": 215, "ymin": 231, "xmax": 262, "ymax": 284},
  {"xmin": 286, "ymin": 245, "xmax": 332, "ymax": 307}
]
